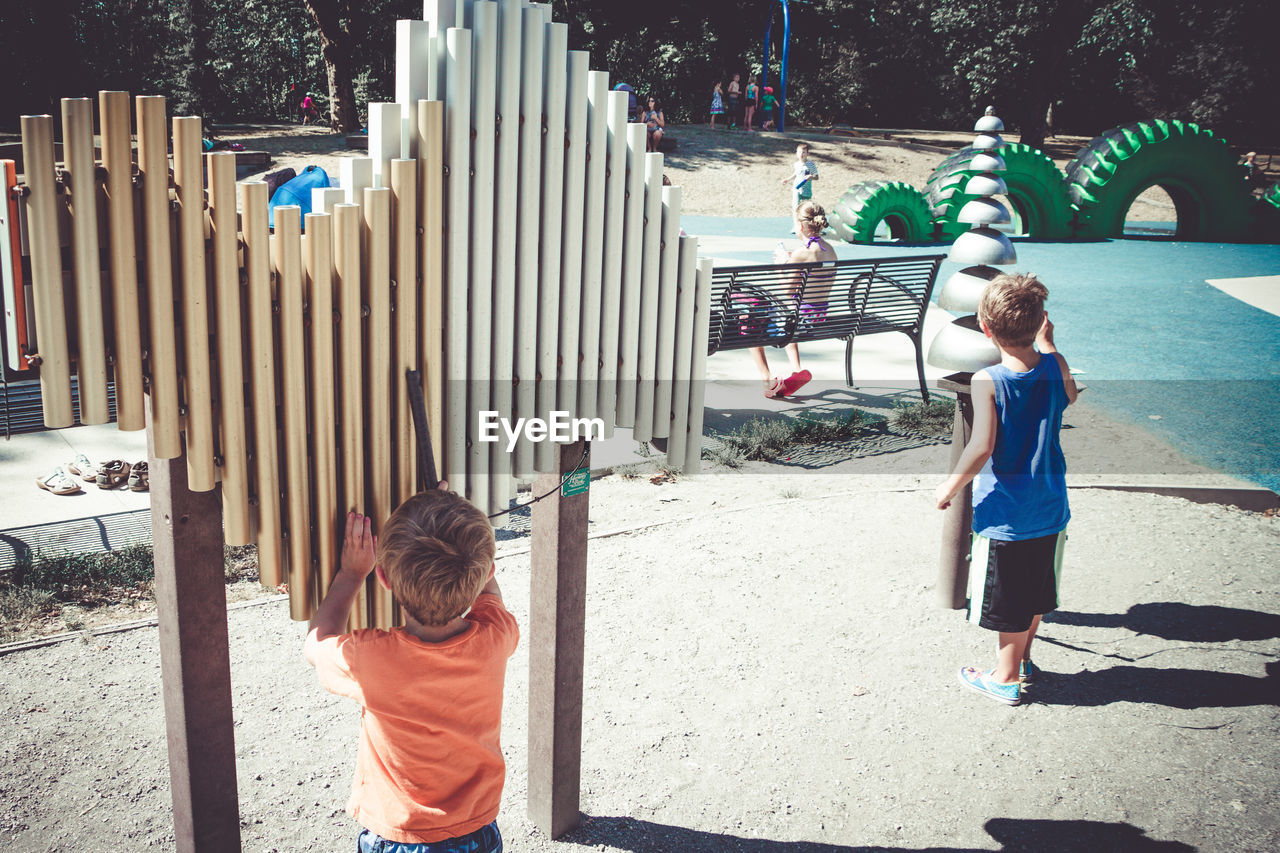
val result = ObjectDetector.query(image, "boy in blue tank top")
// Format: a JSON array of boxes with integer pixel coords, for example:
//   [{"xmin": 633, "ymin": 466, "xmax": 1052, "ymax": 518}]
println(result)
[{"xmin": 935, "ymin": 273, "xmax": 1078, "ymax": 706}]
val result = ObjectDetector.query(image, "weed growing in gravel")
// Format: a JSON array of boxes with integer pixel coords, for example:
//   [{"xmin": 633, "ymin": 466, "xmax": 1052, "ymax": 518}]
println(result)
[
  {"xmin": 890, "ymin": 398, "xmax": 955, "ymax": 436},
  {"xmin": 719, "ymin": 410, "xmax": 873, "ymax": 461}
]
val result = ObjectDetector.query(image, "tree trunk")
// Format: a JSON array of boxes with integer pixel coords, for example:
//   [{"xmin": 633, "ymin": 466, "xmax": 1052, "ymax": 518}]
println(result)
[
  {"xmin": 303, "ymin": 0, "xmax": 362, "ymax": 133},
  {"xmin": 319, "ymin": 33, "xmax": 360, "ymax": 131}
]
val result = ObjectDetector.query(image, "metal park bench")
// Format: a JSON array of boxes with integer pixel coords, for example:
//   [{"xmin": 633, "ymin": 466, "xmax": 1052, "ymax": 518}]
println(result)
[{"xmin": 707, "ymin": 254, "xmax": 946, "ymax": 400}]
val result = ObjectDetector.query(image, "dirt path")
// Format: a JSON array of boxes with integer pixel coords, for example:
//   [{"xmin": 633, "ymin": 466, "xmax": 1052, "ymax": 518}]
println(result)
[{"xmin": 1, "ymin": 465, "xmax": 1277, "ymax": 851}]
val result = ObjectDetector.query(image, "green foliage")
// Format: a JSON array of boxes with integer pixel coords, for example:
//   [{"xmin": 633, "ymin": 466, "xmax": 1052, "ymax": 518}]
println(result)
[
  {"xmin": 890, "ymin": 398, "xmax": 955, "ymax": 436},
  {"xmin": 0, "ymin": 1, "xmax": 1274, "ymax": 141},
  {"xmin": 720, "ymin": 410, "xmax": 872, "ymax": 461}
]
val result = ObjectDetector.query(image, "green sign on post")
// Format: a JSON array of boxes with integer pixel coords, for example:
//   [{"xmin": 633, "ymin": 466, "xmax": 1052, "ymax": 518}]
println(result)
[{"xmin": 561, "ymin": 469, "xmax": 590, "ymax": 498}]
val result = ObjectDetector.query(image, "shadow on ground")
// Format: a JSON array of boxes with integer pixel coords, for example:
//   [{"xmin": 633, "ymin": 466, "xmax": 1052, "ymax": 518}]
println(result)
[
  {"xmin": 558, "ymin": 815, "xmax": 1196, "ymax": 852},
  {"xmin": 1048, "ymin": 603, "xmax": 1280, "ymax": 643}
]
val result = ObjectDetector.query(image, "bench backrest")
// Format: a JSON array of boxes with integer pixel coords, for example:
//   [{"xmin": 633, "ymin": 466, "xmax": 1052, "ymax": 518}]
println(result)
[{"xmin": 707, "ymin": 255, "xmax": 945, "ymax": 353}]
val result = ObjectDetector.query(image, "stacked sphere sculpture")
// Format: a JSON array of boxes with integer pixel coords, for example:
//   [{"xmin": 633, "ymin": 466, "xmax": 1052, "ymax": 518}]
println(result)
[{"xmin": 925, "ymin": 108, "xmax": 1012, "ymax": 373}]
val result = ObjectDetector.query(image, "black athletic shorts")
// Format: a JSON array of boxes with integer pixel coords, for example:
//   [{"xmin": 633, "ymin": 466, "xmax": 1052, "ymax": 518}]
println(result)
[{"xmin": 967, "ymin": 530, "xmax": 1065, "ymax": 632}]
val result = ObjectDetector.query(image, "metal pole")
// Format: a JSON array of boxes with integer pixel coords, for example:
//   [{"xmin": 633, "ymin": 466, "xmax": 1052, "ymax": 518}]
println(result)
[
  {"xmin": 528, "ymin": 438, "xmax": 589, "ymax": 838},
  {"xmin": 937, "ymin": 373, "xmax": 975, "ymax": 609},
  {"xmin": 148, "ymin": 401, "xmax": 241, "ymax": 852}
]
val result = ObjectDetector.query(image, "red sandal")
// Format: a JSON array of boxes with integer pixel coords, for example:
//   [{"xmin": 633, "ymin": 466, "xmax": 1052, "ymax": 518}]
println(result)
[{"xmin": 776, "ymin": 369, "xmax": 812, "ymax": 397}]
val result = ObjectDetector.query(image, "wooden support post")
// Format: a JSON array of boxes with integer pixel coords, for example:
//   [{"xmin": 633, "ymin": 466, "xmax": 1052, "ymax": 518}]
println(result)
[
  {"xmin": 148, "ymin": 404, "xmax": 241, "ymax": 852},
  {"xmin": 528, "ymin": 438, "xmax": 589, "ymax": 839},
  {"xmin": 937, "ymin": 373, "xmax": 975, "ymax": 609}
]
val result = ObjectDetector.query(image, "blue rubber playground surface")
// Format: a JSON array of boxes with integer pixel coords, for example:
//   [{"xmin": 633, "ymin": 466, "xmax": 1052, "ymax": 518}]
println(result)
[{"xmin": 685, "ymin": 215, "xmax": 1280, "ymax": 492}]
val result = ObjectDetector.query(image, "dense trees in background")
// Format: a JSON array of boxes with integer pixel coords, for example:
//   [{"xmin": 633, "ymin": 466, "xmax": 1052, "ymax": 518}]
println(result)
[{"xmin": 0, "ymin": 0, "xmax": 1274, "ymax": 144}]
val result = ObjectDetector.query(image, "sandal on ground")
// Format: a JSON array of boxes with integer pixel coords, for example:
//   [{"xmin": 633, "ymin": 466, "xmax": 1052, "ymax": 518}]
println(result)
[
  {"xmin": 763, "ymin": 378, "xmax": 784, "ymax": 399},
  {"xmin": 777, "ymin": 369, "xmax": 812, "ymax": 397},
  {"xmin": 95, "ymin": 460, "xmax": 132, "ymax": 490},
  {"xmin": 36, "ymin": 468, "xmax": 82, "ymax": 496},
  {"xmin": 958, "ymin": 666, "xmax": 1021, "ymax": 706},
  {"xmin": 66, "ymin": 453, "xmax": 101, "ymax": 481},
  {"xmin": 1019, "ymin": 659, "xmax": 1041, "ymax": 685},
  {"xmin": 128, "ymin": 462, "xmax": 149, "ymax": 492}
]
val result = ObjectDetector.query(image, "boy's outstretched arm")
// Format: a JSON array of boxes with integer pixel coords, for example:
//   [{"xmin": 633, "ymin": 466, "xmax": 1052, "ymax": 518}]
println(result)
[
  {"xmin": 305, "ymin": 511, "xmax": 377, "ymax": 660},
  {"xmin": 935, "ymin": 373, "xmax": 998, "ymax": 510},
  {"xmin": 1037, "ymin": 313, "xmax": 1078, "ymax": 405}
]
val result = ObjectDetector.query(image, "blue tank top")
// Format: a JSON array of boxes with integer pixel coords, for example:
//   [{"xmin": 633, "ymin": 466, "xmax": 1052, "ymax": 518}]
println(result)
[{"xmin": 972, "ymin": 353, "xmax": 1070, "ymax": 540}]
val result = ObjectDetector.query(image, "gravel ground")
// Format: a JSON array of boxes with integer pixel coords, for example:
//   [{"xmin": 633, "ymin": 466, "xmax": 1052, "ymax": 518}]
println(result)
[{"xmin": 2, "ymin": 432, "xmax": 1277, "ymax": 851}]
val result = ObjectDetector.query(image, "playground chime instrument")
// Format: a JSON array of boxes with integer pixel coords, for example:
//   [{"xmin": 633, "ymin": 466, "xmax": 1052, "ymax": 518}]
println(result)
[{"xmin": 7, "ymin": 0, "xmax": 714, "ymax": 629}]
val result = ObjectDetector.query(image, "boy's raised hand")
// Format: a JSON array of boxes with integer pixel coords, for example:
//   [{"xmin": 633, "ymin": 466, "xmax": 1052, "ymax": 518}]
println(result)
[
  {"xmin": 340, "ymin": 511, "xmax": 377, "ymax": 580},
  {"xmin": 1036, "ymin": 313, "xmax": 1056, "ymax": 352}
]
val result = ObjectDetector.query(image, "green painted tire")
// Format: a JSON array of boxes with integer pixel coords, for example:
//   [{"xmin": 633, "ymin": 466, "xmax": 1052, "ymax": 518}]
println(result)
[
  {"xmin": 831, "ymin": 180, "xmax": 935, "ymax": 244},
  {"xmin": 1065, "ymin": 120, "xmax": 1254, "ymax": 241},
  {"xmin": 927, "ymin": 143, "xmax": 1074, "ymax": 240}
]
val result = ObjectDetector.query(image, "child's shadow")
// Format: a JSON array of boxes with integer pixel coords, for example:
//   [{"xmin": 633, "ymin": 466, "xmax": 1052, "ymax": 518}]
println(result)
[
  {"xmin": 1047, "ymin": 603, "xmax": 1280, "ymax": 643},
  {"xmin": 1035, "ymin": 660, "xmax": 1279, "ymax": 709}
]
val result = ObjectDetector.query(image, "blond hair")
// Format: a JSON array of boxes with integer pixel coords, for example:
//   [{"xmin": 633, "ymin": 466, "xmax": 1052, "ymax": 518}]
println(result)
[
  {"xmin": 978, "ymin": 273, "xmax": 1049, "ymax": 348},
  {"xmin": 796, "ymin": 201, "xmax": 828, "ymax": 236},
  {"xmin": 376, "ymin": 490, "xmax": 495, "ymax": 626}
]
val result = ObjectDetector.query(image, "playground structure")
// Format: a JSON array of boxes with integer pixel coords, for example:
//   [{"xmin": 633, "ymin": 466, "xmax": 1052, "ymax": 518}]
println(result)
[
  {"xmin": 760, "ymin": 0, "xmax": 792, "ymax": 134},
  {"xmin": 4, "ymin": 0, "xmax": 714, "ymax": 846},
  {"xmin": 830, "ymin": 119, "xmax": 1280, "ymax": 244}
]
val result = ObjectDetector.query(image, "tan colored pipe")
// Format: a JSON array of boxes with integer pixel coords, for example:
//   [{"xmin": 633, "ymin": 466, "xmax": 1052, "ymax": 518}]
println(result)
[
  {"xmin": 334, "ymin": 202, "xmax": 367, "ymax": 628},
  {"xmin": 242, "ymin": 181, "xmax": 283, "ymax": 588},
  {"xmin": 19, "ymin": 114, "xmax": 73, "ymax": 428},
  {"xmin": 207, "ymin": 153, "xmax": 251, "ymax": 544},
  {"xmin": 172, "ymin": 116, "xmax": 216, "ymax": 491},
  {"xmin": 305, "ymin": 212, "xmax": 338, "ymax": 598},
  {"xmin": 364, "ymin": 187, "xmax": 394, "ymax": 628},
  {"xmin": 417, "ymin": 100, "xmax": 445, "ymax": 477},
  {"xmin": 391, "ymin": 158, "xmax": 418, "ymax": 505},
  {"xmin": 59, "ymin": 98, "xmax": 109, "ymax": 425},
  {"xmin": 275, "ymin": 207, "xmax": 313, "ymax": 620},
  {"xmin": 98, "ymin": 91, "xmax": 145, "ymax": 431},
  {"xmin": 135, "ymin": 96, "xmax": 180, "ymax": 458}
]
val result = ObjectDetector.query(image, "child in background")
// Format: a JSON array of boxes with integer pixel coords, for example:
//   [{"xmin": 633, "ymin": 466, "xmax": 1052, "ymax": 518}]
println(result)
[
  {"xmin": 761, "ymin": 86, "xmax": 777, "ymax": 130},
  {"xmin": 305, "ymin": 486, "xmax": 519, "ymax": 852},
  {"xmin": 935, "ymin": 274, "xmax": 1077, "ymax": 707},
  {"xmin": 782, "ymin": 142, "xmax": 818, "ymax": 235},
  {"xmin": 710, "ymin": 81, "xmax": 725, "ymax": 129},
  {"xmin": 744, "ymin": 76, "xmax": 759, "ymax": 131},
  {"xmin": 727, "ymin": 73, "xmax": 741, "ymax": 129}
]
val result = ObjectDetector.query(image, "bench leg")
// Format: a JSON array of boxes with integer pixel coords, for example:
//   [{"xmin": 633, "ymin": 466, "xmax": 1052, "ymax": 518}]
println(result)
[
  {"xmin": 912, "ymin": 334, "xmax": 930, "ymax": 402},
  {"xmin": 844, "ymin": 336, "xmax": 856, "ymax": 387}
]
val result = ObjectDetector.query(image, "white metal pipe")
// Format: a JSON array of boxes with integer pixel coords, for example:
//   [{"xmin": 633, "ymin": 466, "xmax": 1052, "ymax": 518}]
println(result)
[
  {"xmin": 444, "ymin": 27, "xmax": 472, "ymax": 489},
  {"xmin": 59, "ymin": 98, "xmax": 109, "ymax": 426},
  {"xmin": 576, "ymin": 68, "xmax": 608, "ymax": 425},
  {"xmin": 631, "ymin": 152, "xmax": 663, "ymax": 443},
  {"xmin": 512, "ymin": 2, "xmax": 546, "ymax": 478},
  {"xmin": 467, "ymin": 0, "xmax": 497, "ymax": 514},
  {"xmin": 367, "ymin": 102, "xmax": 404, "ymax": 187},
  {"xmin": 396, "ymin": 20, "xmax": 432, "ymax": 157},
  {"xmin": 534, "ymin": 21, "xmax": 568, "ymax": 472},
  {"xmin": 614, "ymin": 122, "xmax": 646, "ymax": 428},
  {"xmin": 651, "ymin": 184, "xmax": 682, "ymax": 439},
  {"xmin": 422, "ymin": 0, "xmax": 458, "ymax": 102},
  {"xmin": 341, "ymin": 157, "xmax": 373, "ymax": 208},
  {"xmin": 666, "ymin": 234, "xmax": 698, "ymax": 468},
  {"xmin": 556, "ymin": 50, "xmax": 588, "ymax": 415},
  {"xmin": 595, "ymin": 89, "xmax": 629, "ymax": 437},
  {"xmin": 685, "ymin": 257, "xmax": 715, "ymax": 473},
  {"xmin": 490, "ymin": 0, "xmax": 523, "ymax": 507},
  {"xmin": 312, "ymin": 187, "xmax": 345, "ymax": 215}
]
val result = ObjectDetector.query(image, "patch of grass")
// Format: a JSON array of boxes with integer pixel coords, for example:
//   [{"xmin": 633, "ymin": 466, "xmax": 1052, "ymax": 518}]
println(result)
[
  {"xmin": 890, "ymin": 398, "xmax": 955, "ymax": 436},
  {"xmin": 702, "ymin": 441, "xmax": 745, "ymax": 469},
  {"xmin": 719, "ymin": 410, "xmax": 873, "ymax": 461}
]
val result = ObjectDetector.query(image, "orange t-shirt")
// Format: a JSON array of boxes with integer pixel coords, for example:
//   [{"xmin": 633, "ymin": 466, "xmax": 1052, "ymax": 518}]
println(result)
[{"xmin": 307, "ymin": 593, "xmax": 519, "ymax": 843}]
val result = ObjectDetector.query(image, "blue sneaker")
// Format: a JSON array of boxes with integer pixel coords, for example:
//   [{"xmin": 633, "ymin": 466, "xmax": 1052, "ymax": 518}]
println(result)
[
  {"xmin": 958, "ymin": 666, "xmax": 1021, "ymax": 706},
  {"xmin": 1019, "ymin": 659, "xmax": 1041, "ymax": 685}
]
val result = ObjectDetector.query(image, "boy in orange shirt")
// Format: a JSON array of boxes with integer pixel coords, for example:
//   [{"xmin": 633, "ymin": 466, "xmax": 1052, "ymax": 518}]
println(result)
[{"xmin": 305, "ymin": 486, "xmax": 519, "ymax": 852}]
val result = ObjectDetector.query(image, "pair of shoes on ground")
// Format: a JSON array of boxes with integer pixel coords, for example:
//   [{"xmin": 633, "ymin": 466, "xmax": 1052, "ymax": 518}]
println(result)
[
  {"xmin": 44, "ymin": 454, "xmax": 149, "ymax": 493},
  {"xmin": 958, "ymin": 660, "xmax": 1040, "ymax": 706},
  {"xmin": 764, "ymin": 370, "xmax": 812, "ymax": 399}
]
